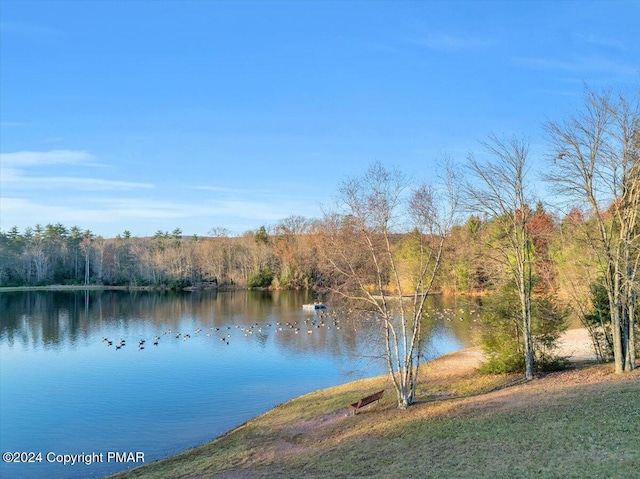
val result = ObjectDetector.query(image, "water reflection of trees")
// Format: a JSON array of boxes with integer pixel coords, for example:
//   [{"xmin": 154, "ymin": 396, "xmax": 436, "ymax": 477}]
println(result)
[
  {"xmin": 0, "ymin": 290, "xmax": 316, "ymax": 350},
  {"xmin": 270, "ymin": 295, "xmax": 484, "ymax": 373},
  {"xmin": 0, "ymin": 291, "xmax": 479, "ymax": 359}
]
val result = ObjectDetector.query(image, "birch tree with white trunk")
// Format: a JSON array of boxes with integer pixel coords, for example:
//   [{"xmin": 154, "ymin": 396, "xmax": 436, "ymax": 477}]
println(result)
[{"xmin": 316, "ymin": 162, "xmax": 459, "ymax": 409}]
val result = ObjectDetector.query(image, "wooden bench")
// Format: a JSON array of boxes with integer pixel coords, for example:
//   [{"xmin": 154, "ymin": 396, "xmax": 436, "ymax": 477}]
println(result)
[{"xmin": 348, "ymin": 390, "xmax": 384, "ymax": 414}]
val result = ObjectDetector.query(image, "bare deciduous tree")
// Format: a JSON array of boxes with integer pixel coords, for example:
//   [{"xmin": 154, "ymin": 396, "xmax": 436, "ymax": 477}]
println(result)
[
  {"xmin": 316, "ymin": 162, "xmax": 458, "ymax": 409},
  {"xmin": 545, "ymin": 88, "xmax": 639, "ymax": 373},
  {"xmin": 464, "ymin": 134, "xmax": 536, "ymax": 379}
]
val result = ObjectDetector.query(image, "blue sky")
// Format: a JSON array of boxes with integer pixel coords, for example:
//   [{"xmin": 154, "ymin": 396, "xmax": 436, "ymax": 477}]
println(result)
[{"xmin": 1, "ymin": 0, "xmax": 638, "ymax": 238}]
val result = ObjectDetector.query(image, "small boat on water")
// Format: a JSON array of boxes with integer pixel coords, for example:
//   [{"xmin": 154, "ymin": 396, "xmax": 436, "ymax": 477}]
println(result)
[{"xmin": 302, "ymin": 303, "xmax": 327, "ymax": 311}]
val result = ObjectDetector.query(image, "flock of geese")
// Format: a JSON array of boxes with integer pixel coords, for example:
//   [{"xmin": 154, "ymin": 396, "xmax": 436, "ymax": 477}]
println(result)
[
  {"xmin": 101, "ymin": 310, "xmax": 343, "ymax": 351},
  {"xmin": 100, "ymin": 307, "xmax": 479, "ymax": 352},
  {"xmin": 428, "ymin": 307, "xmax": 478, "ymax": 322}
]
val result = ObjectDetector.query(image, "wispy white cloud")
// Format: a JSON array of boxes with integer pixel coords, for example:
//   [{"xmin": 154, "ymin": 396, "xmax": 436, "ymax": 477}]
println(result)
[
  {"xmin": 0, "ymin": 150, "xmax": 153, "ymax": 191},
  {"xmin": 411, "ymin": 33, "xmax": 496, "ymax": 51},
  {"xmin": 6, "ymin": 175, "xmax": 154, "ymax": 191},
  {"xmin": 512, "ymin": 55, "xmax": 638, "ymax": 77},
  {"xmin": 213, "ymin": 198, "xmax": 304, "ymax": 221},
  {"xmin": 97, "ymin": 198, "xmax": 200, "ymax": 220},
  {"xmin": 0, "ymin": 192, "xmax": 321, "ymax": 236},
  {"xmin": 0, "ymin": 196, "xmax": 199, "ymax": 232},
  {"xmin": 0, "ymin": 197, "xmax": 108, "ymax": 227},
  {"xmin": 1, "ymin": 149, "xmax": 96, "ymax": 167},
  {"xmin": 0, "ymin": 148, "xmax": 322, "ymax": 235},
  {"xmin": 574, "ymin": 33, "xmax": 629, "ymax": 52},
  {"xmin": 102, "ymin": 195, "xmax": 314, "ymax": 223}
]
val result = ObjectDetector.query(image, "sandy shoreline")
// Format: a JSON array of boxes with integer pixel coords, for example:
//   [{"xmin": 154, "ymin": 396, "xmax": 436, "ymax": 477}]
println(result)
[
  {"xmin": 420, "ymin": 327, "xmax": 599, "ymax": 382},
  {"xmin": 554, "ymin": 327, "xmax": 598, "ymax": 361}
]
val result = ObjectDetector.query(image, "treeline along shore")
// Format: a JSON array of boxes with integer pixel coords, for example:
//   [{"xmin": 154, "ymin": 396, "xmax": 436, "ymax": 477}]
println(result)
[{"xmin": 0, "ymin": 203, "xmax": 619, "ymax": 298}]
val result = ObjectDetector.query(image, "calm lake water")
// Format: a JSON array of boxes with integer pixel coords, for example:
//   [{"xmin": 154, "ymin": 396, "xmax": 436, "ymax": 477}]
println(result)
[{"xmin": 0, "ymin": 290, "xmax": 478, "ymax": 479}]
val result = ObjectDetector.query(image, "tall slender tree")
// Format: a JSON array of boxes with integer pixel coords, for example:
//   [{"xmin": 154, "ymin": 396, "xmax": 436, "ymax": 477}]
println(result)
[
  {"xmin": 464, "ymin": 134, "xmax": 536, "ymax": 379},
  {"xmin": 80, "ymin": 230, "xmax": 94, "ymax": 285}
]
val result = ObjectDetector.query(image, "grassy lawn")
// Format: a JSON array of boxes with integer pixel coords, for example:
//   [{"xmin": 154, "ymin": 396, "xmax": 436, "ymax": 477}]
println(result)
[{"xmin": 109, "ymin": 357, "xmax": 640, "ymax": 479}]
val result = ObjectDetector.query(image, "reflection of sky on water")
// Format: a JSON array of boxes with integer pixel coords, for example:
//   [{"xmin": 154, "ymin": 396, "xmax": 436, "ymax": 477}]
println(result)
[{"xmin": 0, "ymin": 290, "xmax": 478, "ymax": 479}]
